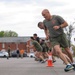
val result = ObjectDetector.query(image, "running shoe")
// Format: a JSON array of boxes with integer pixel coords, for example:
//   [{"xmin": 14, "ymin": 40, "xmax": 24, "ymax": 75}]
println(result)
[
  {"xmin": 72, "ymin": 64, "xmax": 75, "ymax": 71},
  {"xmin": 64, "ymin": 65, "xmax": 74, "ymax": 72}
]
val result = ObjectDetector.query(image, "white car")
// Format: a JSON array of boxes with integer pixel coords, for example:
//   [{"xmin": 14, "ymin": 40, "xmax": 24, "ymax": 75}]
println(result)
[
  {"xmin": 0, "ymin": 51, "xmax": 8, "ymax": 57},
  {"xmin": 28, "ymin": 52, "xmax": 35, "ymax": 58}
]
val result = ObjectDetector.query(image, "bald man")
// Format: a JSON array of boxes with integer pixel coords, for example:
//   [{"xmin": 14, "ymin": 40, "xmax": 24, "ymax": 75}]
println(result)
[{"xmin": 40, "ymin": 9, "xmax": 75, "ymax": 72}]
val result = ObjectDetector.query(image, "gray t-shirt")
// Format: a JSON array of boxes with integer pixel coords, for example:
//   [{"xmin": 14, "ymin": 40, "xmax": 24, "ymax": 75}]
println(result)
[{"xmin": 43, "ymin": 15, "xmax": 65, "ymax": 38}]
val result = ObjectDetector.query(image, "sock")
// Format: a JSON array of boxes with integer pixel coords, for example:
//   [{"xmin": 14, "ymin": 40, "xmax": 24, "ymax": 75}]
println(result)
[{"xmin": 67, "ymin": 63, "xmax": 71, "ymax": 65}]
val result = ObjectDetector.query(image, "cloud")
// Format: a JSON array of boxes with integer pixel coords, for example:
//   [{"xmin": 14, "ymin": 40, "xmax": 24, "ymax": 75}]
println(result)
[{"xmin": 0, "ymin": 0, "xmax": 75, "ymax": 38}]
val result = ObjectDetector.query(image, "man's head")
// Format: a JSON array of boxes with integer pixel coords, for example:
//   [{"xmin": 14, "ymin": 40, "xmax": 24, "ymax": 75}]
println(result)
[
  {"xmin": 38, "ymin": 22, "xmax": 45, "ymax": 29},
  {"xmin": 42, "ymin": 9, "xmax": 52, "ymax": 20},
  {"xmin": 33, "ymin": 33, "xmax": 37, "ymax": 36},
  {"xmin": 30, "ymin": 37, "xmax": 34, "ymax": 41},
  {"xmin": 33, "ymin": 33, "xmax": 40, "ymax": 43},
  {"xmin": 33, "ymin": 33, "xmax": 37, "ymax": 39}
]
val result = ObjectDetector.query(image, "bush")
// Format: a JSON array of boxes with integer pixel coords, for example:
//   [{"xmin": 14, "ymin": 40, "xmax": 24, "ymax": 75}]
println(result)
[{"xmin": 72, "ymin": 45, "xmax": 75, "ymax": 56}]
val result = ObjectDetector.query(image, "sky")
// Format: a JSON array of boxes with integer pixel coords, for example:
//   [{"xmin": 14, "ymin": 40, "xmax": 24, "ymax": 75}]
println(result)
[{"xmin": 0, "ymin": 0, "xmax": 75, "ymax": 44}]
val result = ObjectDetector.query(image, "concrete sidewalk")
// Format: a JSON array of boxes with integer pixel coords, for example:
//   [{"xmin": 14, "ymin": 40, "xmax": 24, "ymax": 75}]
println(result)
[{"xmin": 0, "ymin": 57, "xmax": 75, "ymax": 75}]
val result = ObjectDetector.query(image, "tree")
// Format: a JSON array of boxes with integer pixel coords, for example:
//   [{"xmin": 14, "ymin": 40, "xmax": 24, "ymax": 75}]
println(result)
[
  {"xmin": 71, "ymin": 44, "xmax": 75, "ymax": 56},
  {"xmin": 0, "ymin": 30, "xmax": 18, "ymax": 37},
  {"xmin": 0, "ymin": 31, "xmax": 4, "ymax": 37},
  {"xmin": 64, "ymin": 21, "xmax": 75, "ymax": 47}
]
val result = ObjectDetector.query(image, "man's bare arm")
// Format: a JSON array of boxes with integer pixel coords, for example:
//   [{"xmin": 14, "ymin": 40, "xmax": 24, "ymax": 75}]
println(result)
[
  {"xmin": 44, "ymin": 26, "xmax": 49, "ymax": 40},
  {"xmin": 60, "ymin": 21, "xmax": 68, "ymax": 28},
  {"xmin": 53, "ymin": 21, "xmax": 68, "ymax": 30}
]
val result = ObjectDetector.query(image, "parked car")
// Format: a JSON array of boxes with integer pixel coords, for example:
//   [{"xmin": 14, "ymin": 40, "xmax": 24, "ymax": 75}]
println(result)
[
  {"xmin": 28, "ymin": 52, "xmax": 35, "ymax": 58},
  {"xmin": 11, "ymin": 50, "xmax": 17, "ymax": 57},
  {"xmin": 11, "ymin": 50, "xmax": 28, "ymax": 57},
  {"xmin": 23, "ymin": 52, "xmax": 28, "ymax": 57},
  {"xmin": 0, "ymin": 51, "xmax": 8, "ymax": 57}
]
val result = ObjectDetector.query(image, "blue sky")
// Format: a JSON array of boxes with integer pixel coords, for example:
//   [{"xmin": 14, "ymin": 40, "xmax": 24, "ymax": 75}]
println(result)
[{"xmin": 0, "ymin": 0, "xmax": 75, "ymax": 43}]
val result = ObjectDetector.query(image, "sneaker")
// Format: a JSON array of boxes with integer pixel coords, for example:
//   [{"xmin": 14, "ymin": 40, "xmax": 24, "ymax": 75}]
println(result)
[
  {"xmin": 64, "ymin": 65, "xmax": 74, "ymax": 72},
  {"xmin": 39, "ymin": 59, "xmax": 42, "ymax": 62},
  {"xmin": 53, "ymin": 60, "xmax": 56, "ymax": 63},
  {"xmin": 72, "ymin": 64, "xmax": 75, "ymax": 71},
  {"xmin": 41, "ymin": 61, "xmax": 46, "ymax": 63}
]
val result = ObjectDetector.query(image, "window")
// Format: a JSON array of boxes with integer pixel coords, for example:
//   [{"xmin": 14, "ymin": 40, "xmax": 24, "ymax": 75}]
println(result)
[{"xmin": 2, "ymin": 43, "xmax": 5, "ymax": 48}]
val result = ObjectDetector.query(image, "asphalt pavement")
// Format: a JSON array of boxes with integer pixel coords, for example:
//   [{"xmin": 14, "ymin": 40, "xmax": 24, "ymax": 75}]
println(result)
[{"xmin": 0, "ymin": 57, "xmax": 75, "ymax": 75}]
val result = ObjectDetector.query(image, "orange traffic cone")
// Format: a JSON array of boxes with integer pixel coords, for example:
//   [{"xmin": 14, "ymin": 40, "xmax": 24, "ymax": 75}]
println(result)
[{"xmin": 47, "ymin": 52, "xmax": 54, "ymax": 67}]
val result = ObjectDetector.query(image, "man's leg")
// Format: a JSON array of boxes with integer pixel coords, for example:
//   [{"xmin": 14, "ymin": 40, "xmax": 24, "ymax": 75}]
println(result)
[
  {"xmin": 64, "ymin": 47, "xmax": 75, "ymax": 70},
  {"xmin": 38, "ymin": 52, "xmax": 46, "ymax": 63},
  {"xmin": 54, "ymin": 45, "xmax": 69, "ymax": 65},
  {"xmin": 63, "ymin": 53, "xmax": 72, "ymax": 64},
  {"xmin": 64, "ymin": 47, "xmax": 74, "ymax": 63},
  {"xmin": 54, "ymin": 45, "xmax": 74, "ymax": 71}
]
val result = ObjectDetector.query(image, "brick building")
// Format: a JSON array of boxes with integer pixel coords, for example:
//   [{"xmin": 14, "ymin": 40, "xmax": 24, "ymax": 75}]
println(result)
[{"xmin": 0, "ymin": 37, "xmax": 31, "ymax": 52}]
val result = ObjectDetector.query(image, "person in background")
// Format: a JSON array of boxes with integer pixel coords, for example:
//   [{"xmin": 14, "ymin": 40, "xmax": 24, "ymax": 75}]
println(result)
[
  {"xmin": 16, "ymin": 48, "xmax": 20, "ymax": 58},
  {"xmin": 7, "ymin": 45, "xmax": 11, "ymax": 58},
  {"xmin": 33, "ymin": 33, "xmax": 40, "ymax": 43},
  {"xmin": 20, "ymin": 49, "xmax": 24, "ymax": 59},
  {"xmin": 40, "ymin": 39, "xmax": 49, "ymax": 58},
  {"xmin": 27, "ymin": 37, "xmax": 46, "ymax": 63}
]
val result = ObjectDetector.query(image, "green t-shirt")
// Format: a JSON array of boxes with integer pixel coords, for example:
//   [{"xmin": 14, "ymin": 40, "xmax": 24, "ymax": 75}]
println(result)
[
  {"xmin": 43, "ymin": 15, "xmax": 65, "ymax": 38},
  {"xmin": 32, "ymin": 40, "xmax": 42, "ymax": 51},
  {"xmin": 41, "ymin": 42, "xmax": 49, "ymax": 52}
]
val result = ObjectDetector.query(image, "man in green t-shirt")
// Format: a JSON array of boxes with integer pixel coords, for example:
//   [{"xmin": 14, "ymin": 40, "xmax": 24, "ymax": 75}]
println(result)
[
  {"xmin": 38, "ymin": 9, "xmax": 75, "ymax": 71},
  {"xmin": 27, "ymin": 37, "xmax": 46, "ymax": 63}
]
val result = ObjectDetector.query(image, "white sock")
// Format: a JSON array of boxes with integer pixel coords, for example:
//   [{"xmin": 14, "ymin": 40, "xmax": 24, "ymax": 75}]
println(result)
[{"xmin": 67, "ymin": 63, "xmax": 71, "ymax": 65}]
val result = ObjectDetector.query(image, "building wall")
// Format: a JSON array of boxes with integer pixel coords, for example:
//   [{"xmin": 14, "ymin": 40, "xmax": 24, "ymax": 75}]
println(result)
[
  {"xmin": 0, "ymin": 43, "xmax": 2, "ymax": 50},
  {"xmin": 0, "ymin": 40, "xmax": 36, "ymax": 53},
  {"xmin": 0, "ymin": 42, "xmax": 27, "ymax": 51}
]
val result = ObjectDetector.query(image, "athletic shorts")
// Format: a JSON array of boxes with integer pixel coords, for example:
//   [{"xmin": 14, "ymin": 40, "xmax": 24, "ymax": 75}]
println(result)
[
  {"xmin": 50, "ymin": 33, "xmax": 69, "ymax": 48},
  {"xmin": 42, "ymin": 47, "xmax": 48, "ymax": 52},
  {"xmin": 36, "ymin": 48, "xmax": 42, "ymax": 52}
]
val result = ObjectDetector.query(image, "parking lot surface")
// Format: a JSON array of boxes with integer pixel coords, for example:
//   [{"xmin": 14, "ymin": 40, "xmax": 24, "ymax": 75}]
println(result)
[{"xmin": 0, "ymin": 57, "xmax": 75, "ymax": 75}]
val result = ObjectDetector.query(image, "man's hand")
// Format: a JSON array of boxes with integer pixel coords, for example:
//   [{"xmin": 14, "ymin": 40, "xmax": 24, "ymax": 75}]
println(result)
[
  {"xmin": 45, "ymin": 35, "xmax": 50, "ymax": 40},
  {"xmin": 53, "ymin": 26, "xmax": 60, "ymax": 30},
  {"xmin": 45, "ymin": 36, "xmax": 49, "ymax": 40},
  {"xmin": 26, "ymin": 45, "xmax": 30, "ymax": 48}
]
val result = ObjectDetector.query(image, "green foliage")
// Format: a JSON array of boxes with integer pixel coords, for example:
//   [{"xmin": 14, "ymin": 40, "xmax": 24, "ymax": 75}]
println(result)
[
  {"xmin": 64, "ymin": 21, "xmax": 75, "ymax": 47},
  {"xmin": 0, "ymin": 31, "xmax": 4, "ymax": 37},
  {"xmin": 0, "ymin": 30, "xmax": 18, "ymax": 37},
  {"xmin": 72, "ymin": 45, "xmax": 75, "ymax": 56}
]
